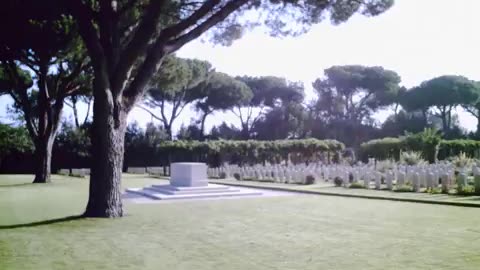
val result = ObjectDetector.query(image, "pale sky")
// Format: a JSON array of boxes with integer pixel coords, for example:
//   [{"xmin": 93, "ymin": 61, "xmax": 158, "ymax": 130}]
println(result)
[{"xmin": 1, "ymin": 0, "xmax": 480, "ymax": 133}]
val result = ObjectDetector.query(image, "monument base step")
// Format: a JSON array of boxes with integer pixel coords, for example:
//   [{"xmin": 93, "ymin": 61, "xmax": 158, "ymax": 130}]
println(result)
[
  {"xmin": 150, "ymin": 183, "xmax": 229, "ymax": 194},
  {"xmin": 126, "ymin": 184, "xmax": 262, "ymax": 200}
]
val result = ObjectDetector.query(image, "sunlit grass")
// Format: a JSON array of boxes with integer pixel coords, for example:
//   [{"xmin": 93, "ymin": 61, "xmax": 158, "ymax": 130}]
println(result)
[{"xmin": 1, "ymin": 174, "xmax": 480, "ymax": 270}]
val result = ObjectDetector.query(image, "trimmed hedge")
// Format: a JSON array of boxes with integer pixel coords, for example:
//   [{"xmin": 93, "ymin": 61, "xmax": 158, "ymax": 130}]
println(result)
[
  {"xmin": 157, "ymin": 139, "xmax": 345, "ymax": 166},
  {"xmin": 358, "ymin": 137, "xmax": 403, "ymax": 161},
  {"xmin": 360, "ymin": 132, "xmax": 480, "ymax": 163},
  {"xmin": 438, "ymin": 140, "xmax": 480, "ymax": 160}
]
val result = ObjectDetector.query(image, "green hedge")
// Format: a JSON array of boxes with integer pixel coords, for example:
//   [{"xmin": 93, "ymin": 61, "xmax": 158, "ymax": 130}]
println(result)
[
  {"xmin": 438, "ymin": 140, "xmax": 480, "ymax": 160},
  {"xmin": 157, "ymin": 139, "xmax": 344, "ymax": 166},
  {"xmin": 358, "ymin": 137, "xmax": 403, "ymax": 161},
  {"xmin": 360, "ymin": 130, "xmax": 480, "ymax": 163}
]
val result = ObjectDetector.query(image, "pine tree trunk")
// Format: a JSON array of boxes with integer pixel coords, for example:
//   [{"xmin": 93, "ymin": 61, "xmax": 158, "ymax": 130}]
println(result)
[
  {"xmin": 477, "ymin": 118, "xmax": 480, "ymax": 137},
  {"xmin": 72, "ymin": 99, "xmax": 80, "ymax": 128},
  {"xmin": 200, "ymin": 113, "xmax": 209, "ymax": 140},
  {"xmin": 32, "ymin": 135, "xmax": 55, "ymax": 183},
  {"xmin": 166, "ymin": 124, "xmax": 173, "ymax": 141},
  {"xmin": 84, "ymin": 86, "xmax": 127, "ymax": 218}
]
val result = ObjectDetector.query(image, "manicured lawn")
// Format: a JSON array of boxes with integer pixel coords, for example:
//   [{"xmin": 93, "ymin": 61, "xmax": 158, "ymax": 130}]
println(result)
[
  {"xmin": 211, "ymin": 178, "xmax": 480, "ymax": 207},
  {"xmin": 1, "ymin": 175, "xmax": 480, "ymax": 270}
]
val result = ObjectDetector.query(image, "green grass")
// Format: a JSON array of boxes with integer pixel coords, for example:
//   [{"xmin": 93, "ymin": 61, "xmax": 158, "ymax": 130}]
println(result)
[
  {"xmin": 2, "ymin": 174, "xmax": 480, "ymax": 269},
  {"xmin": 211, "ymin": 178, "xmax": 480, "ymax": 207}
]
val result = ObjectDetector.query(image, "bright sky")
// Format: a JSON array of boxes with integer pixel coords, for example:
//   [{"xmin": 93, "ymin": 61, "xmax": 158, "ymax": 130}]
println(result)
[{"xmin": 1, "ymin": 0, "xmax": 480, "ymax": 133}]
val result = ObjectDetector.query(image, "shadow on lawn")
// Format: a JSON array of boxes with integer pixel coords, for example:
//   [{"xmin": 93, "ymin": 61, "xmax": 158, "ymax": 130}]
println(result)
[
  {"xmin": 0, "ymin": 183, "xmax": 35, "ymax": 188},
  {"xmin": 0, "ymin": 215, "xmax": 83, "ymax": 230}
]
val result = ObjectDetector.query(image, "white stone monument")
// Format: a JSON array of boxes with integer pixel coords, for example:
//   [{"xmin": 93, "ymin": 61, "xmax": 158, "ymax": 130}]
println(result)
[
  {"xmin": 170, "ymin": 162, "xmax": 208, "ymax": 187},
  {"xmin": 126, "ymin": 162, "xmax": 262, "ymax": 200}
]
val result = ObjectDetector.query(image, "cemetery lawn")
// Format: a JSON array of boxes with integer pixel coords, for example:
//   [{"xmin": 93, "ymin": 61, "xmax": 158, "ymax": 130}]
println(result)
[
  {"xmin": 211, "ymin": 178, "xmax": 480, "ymax": 207},
  {"xmin": 1, "ymin": 175, "xmax": 480, "ymax": 270}
]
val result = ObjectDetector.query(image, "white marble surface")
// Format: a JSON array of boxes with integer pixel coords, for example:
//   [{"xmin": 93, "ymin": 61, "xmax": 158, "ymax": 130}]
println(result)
[{"xmin": 171, "ymin": 162, "xmax": 208, "ymax": 187}]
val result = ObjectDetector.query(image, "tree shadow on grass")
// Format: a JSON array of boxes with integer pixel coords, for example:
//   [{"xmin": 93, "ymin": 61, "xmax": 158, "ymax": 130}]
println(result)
[
  {"xmin": 0, "ymin": 215, "xmax": 84, "ymax": 230},
  {"xmin": 0, "ymin": 183, "xmax": 34, "ymax": 188}
]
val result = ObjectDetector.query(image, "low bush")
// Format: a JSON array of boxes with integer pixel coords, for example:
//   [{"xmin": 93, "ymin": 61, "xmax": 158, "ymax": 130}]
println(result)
[
  {"xmin": 333, "ymin": 176, "xmax": 343, "ymax": 187},
  {"xmin": 450, "ymin": 152, "xmax": 473, "ymax": 169},
  {"xmin": 233, "ymin": 173, "xmax": 241, "ymax": 181},
  {"xmin": 457, "ymin": 185, "xmax": 476, "ymax": 196},
  {"xmin": 393, "ymin": 185, "xmax": 414, "ymax": 192},
  {"xmin": 348, "ymin": 182, "xmax": 365, "ymax": 189},
  {"xmin": 218, "ymin": 172, "xmax": 227, "ymax": 179},
  {"xmin": 304, "ymin": 175, "xmax": 315, "ymax": 185},
  {"xmin": 425, "ymin": 187, "xmax": 442, "ymax": 194},
  {"xmin": 400, "ymin": 151, "xmax": 426, "ymax": 166}
]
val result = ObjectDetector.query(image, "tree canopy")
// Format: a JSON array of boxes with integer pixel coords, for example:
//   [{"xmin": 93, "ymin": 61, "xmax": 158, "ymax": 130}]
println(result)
[
  {"xmin": 0, "ymin": 7, "xmax": 90, "ymax": 183},
  {"xmin": 312, "ymin": 65, "xmax": 401, "ymax": 124},
  {"xmin": 142, "ymin": 56, "xmax": 213, "ymax": 139},
  {"xmin": 233, "ymin": 76, "xmax": 304, "ymax": 138},
  {"xmin": 0, "ymin": 124, "xmax": 32, "ymax": 163},
  {"xmin": 402, "ymin": 75, "xmax": 480, "ymax": 134},
  {"xmin": 190, "ymin": 72, "xmax": 253, "ymax": 137}
]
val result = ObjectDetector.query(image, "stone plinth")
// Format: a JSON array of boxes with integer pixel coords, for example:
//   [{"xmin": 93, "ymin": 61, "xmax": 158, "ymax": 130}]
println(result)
[
  {"xmin": 126, "ymin": 162, "xmax": 262, "ymax": 200},
  {"xmin": 171, "ymin": 162, "xmax": 208, "ymax": 187}
]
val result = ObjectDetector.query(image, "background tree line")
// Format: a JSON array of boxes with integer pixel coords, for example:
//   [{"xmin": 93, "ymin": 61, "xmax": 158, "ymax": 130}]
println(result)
[{"xmin": 2, "ymin": 60, "xmax": 480, "ymax": 174}]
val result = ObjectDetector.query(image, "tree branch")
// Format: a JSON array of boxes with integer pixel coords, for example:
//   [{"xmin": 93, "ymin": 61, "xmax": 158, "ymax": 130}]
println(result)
[
  {"xmin": 119, "ymin": 0, "xmax": 139, "ymax": 15},
  {"xmin": 112, "ymin": 0, "xmax": 168, "ymax": 95},
  {"xmin": 136, "ymin": 104, "xmax": 163, "ymax": 121},
  {"xmin": 123, "ymin": 0, "xmax": 247, "ymax": 111},
  {"xmin": 68, "ymin": 1, "xmax": 105, "ymax": 66},
  {"xmin": 64, "ymin": 100, "xmax": 74, "ymax": 109},
  {"xmin": 159, "ymin": 0, "xmax": 220, "ymax": 39},
  {"xmin": 159, "ymin": 97, "xmax": 169, "ymax": 125},
  {"xmin": 463, "ymin": 105, "xmax": 479, "ymax": 118},
  {"xmin": 59, "ymin": 57, "xmax": 88, "ymax": 96},
  {"xmin": 83, "ymin": 96, "xmax": 92, "ymax": 125},
  {"xmin": 175, "ymin": 102, "xmax": 189, "ymax": 120},
  {"xmin": 166, "ymin": 0, "xmax": 248, "ymax": 52},
  {"xmin": 5, "ymin": 61, "xmax": 39, "ymax": 138}
]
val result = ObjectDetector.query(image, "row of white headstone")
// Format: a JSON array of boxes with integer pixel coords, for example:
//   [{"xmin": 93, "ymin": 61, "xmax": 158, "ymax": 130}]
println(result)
[
  {"xmin": 208, "ymin": 163, "xmax": 326, "ymax": 184},
  {"xmin": 58, "ymin": 168, "xmax": 90, "ymax": 176},
  {"xmin": 125, "ymin": 166, "xmax": 170, "ymax": 175},
  {"xmin": 208, "ymin": 162, "xmax": 480, "ymax": 192}
]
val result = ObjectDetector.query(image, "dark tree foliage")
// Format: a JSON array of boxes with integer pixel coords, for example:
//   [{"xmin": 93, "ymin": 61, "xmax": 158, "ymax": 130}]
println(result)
[
  {"xmin": 176, "ymin": 123, "xmax": 204, "ymax": 141},
  {"xmin": 253, "ymin": 102, "xmax": 307, "ymax": 140},
  {"xmin": 141, "ymin": 57, "xmax": 213, "ymax": 139},
  {"xmin": 234, "ymin": 76, "xmax": 304, "ymax": 139},
  {"xmin": 0, "ymin": 7, "xmax": 90, "ymax": 183},
  {"xmin": 54, "ymin": 122, "xmax": 92, "ymax": 171},
  {"xmin": 309, "ymin": 65, "xmax": 400, "ymax": 146},
  {"xmin": 188, "ymin": 72, "xmax": 253, "ymax": 138},
  {"xmin": 381, "ymin": 110, "xmax": 429, "ymax": 137},
  {"xmin": 312, "ymin": 65, "xmax": 401, "ymax": 124},
  {"xmin": 0, "ymin": 123, "xmax": 33, "ymax": 169},
  {"xmin": 124, "ymin": 122, "xmax": 169, "ymax": 168},
  {"xmin": 402, "ymin": 75, "xmax": 480, "ymax": 135},
  {"xmin": 210, "ymin": 122, "xmax": 242, "ymax": 140}
]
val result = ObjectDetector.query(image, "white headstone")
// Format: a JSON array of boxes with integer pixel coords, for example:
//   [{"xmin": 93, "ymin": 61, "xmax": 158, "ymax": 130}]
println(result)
[
  {"xmin": 386, "ymin": 171, "xmax": 394, "ymax": 190},
  {"xmin": 375, "ymin": 172, "xmax": 381, "ymax": 190},
  {"xmin": 441, "ymin": 173, "xmax": 449, "ymax": 194},
  {"xmin": 412, "ymin": 173, "xmax": 420, "ymax": 192}
]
